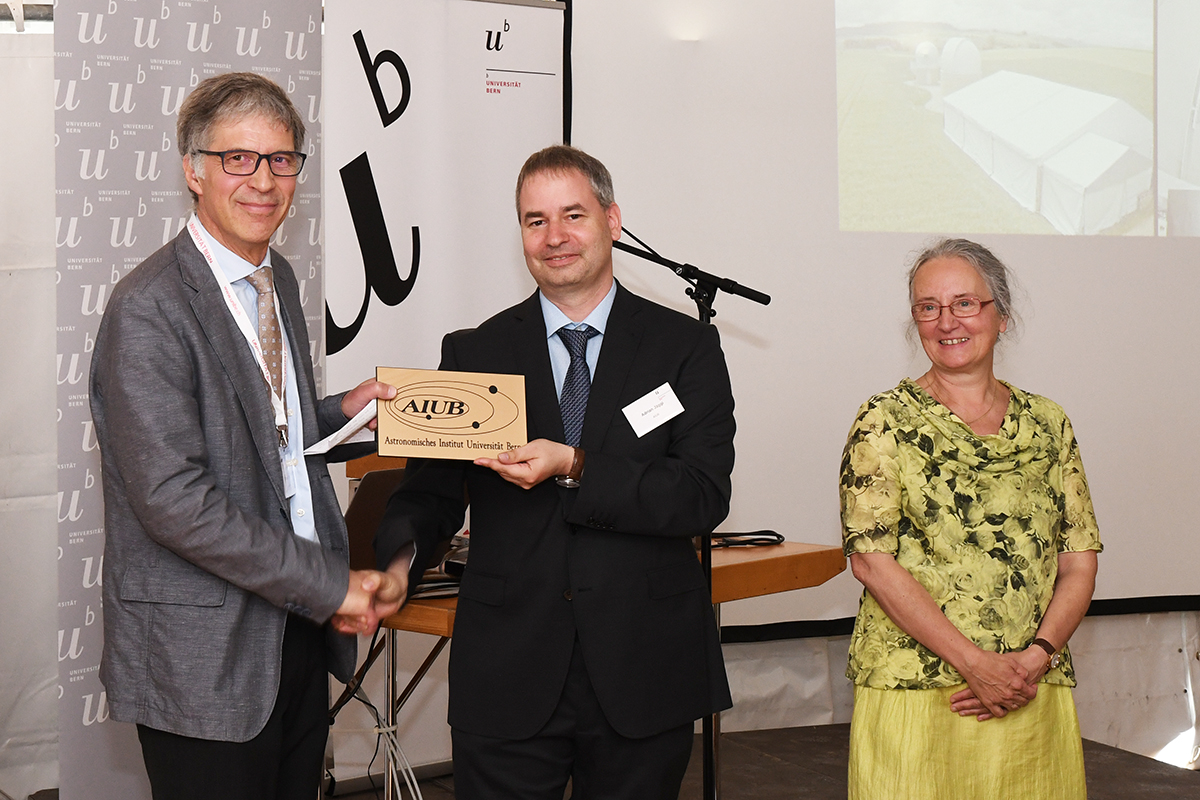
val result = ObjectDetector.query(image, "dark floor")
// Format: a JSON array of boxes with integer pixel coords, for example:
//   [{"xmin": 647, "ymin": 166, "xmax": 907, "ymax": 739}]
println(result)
[{"xmin": 334, "ymin": 723, "xmax": 1200, "ymax": 799}]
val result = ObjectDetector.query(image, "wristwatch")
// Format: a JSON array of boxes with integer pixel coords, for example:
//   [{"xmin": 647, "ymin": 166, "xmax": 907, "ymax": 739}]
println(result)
[
  {"xmin": 1032, "ymin": 638, "xmax": 1062, "ymax": 670},
  {"xmin": 555, "ymin": 446, "xmax": 585, "ymax": 488}
]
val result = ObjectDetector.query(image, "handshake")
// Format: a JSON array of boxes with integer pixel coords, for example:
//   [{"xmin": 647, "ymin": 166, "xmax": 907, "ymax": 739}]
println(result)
[{"xmin": 330, "ymin": 567, "xmax": 408, "ymax": 636}]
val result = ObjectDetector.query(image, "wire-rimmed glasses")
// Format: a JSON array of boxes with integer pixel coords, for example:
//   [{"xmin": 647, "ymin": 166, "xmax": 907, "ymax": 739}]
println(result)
[{"xmin": 911, "ymin": 297, "xmax": 995, "ymax": 322}]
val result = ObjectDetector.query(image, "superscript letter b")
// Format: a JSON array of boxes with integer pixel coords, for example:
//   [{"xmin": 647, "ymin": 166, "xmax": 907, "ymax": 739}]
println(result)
[{"xmin": 353, "ymin": 30, "xmax": 411, "ymax": 127}]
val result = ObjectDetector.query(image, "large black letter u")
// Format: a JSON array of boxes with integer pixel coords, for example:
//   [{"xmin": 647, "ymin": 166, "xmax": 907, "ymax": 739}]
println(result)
[{"xmin": 325, "ymin": 151, "xmax": 420, "ymax": 355}]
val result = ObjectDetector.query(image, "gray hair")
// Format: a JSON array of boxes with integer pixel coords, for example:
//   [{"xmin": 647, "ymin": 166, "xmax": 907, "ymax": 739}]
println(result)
[
  {"xmin": 515, "ymin": 144, "xmax": 615, "ymax": 215},
  {"xmin": 907, "ymin": 238, "xmax": 1018, "ymax": 331},
  {"xmin": 177, "ymin": 72, "xmax": 305, "ymax": 204}
]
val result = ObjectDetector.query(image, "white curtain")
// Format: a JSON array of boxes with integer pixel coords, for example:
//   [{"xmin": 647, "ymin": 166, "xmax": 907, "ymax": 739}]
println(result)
[{"xmin": 0, "ymin": 28, "xmax": 59, "ymax": 800}]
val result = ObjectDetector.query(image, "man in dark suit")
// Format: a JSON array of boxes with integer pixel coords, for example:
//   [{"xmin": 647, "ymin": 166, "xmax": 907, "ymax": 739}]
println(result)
[
  {"xmin": 375, "ymin": 145, "xmax": 734, "ymax": 799},
  {"xmin": 90, "ymin": 73, "xmax": 403, "ymax": 800}
]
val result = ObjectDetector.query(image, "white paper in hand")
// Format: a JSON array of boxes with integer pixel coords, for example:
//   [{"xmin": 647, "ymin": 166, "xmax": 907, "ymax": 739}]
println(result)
[{"xmin": 303, "ymin": 399, "xmax": 377, "ymax": 455}]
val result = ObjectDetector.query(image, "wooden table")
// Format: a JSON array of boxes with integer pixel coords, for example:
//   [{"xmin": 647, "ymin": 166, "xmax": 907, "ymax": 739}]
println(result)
[
  {"xmin": 361, "ymin": 542, "xmax": 845, "ymax": 800},
  {"xmin": 709, "ymin": 541, "xmax": 846, "ymax": 603},
  {"xmin": 380, "ymin": 541, "xmax": 845, "ymax": 637},
  {"xmin": 382, "ymin": 595, "xmax": 456, "ymax": 637}
]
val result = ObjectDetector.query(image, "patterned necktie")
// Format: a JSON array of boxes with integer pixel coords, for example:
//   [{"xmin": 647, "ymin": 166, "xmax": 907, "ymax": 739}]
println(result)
[
  {"xmin": 243, "ymin": 266, "xmax": 284, "ymax": 397},
  {"xmin": 557, "ymin": 325, "xmax": 599, "ymax": 447}
]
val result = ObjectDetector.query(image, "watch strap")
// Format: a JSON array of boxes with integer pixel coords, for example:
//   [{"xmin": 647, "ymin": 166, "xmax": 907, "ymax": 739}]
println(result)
[
  {"xmin": 555, "ymin": 446, "xmax": 585, "ymax": 488},
  {"xmin": 1032, "ymin": 637, "xmax": 1062, "ymax": 669},
  {"xmin": 1031, "ymin": 638, "xmax": 1057, "ymax": 658}
]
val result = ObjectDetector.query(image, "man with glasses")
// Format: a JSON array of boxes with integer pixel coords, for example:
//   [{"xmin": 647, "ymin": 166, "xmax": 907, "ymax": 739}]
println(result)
[{"xmin": 90, "ymin": 72, "xmax": 402, "ymax": 800}]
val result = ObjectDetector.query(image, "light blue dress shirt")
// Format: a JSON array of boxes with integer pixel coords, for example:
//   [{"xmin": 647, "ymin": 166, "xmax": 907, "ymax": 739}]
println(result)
[
  {"xmin": 539, "ymin": 281, "xmax": 617, "ymax": 400},
  {"xmin": 194, "ymin": 215, "xmax": 318, "ymax": 543}
]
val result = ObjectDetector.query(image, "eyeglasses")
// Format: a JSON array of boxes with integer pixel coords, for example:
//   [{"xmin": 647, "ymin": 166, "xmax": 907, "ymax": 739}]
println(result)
[
  {"xmin": 911, "ymin": 297, "xmax": 995, "ymax": 322},
  {"xmin": 196, "ymin": 149, "xmax": 307, "ymax": 177}
]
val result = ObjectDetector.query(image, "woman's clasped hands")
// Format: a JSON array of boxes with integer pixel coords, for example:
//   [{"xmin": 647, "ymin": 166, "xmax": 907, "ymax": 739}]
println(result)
[{"xmin": 949, "ymin": 646, "xmax": 1050, "ymax": 721}]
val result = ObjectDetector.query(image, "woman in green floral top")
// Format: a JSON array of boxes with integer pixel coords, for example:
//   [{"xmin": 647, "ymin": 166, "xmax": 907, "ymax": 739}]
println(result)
[{"xmin": 841, "ymin": 239, "xmax": 1101, "ymax": 800}]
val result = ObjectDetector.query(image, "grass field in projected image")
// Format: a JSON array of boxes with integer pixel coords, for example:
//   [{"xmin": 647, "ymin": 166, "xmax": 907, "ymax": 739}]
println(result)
[{"xmin": 836, "ymin": 46, "xmax": 1154, "ymax": 236}]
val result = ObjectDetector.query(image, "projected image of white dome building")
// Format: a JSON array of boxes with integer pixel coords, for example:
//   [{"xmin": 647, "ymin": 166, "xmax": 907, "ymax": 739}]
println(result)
[
  {"xmin": 910, "ymin": 41, "xmax": 940, "ymax": 86},
  {"xmin": 939, "ymin": 37, "xmax": 981, "ymax": 95}
]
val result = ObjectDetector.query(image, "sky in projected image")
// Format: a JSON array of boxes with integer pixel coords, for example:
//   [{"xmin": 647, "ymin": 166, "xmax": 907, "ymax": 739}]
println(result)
[
  {"xmin": 836, "ymin": 0, "xmax": 1151, "ymax": 49},
  {"xmin": 835, "ymin": 0, "xmax": 1157, "ymax": 236}
]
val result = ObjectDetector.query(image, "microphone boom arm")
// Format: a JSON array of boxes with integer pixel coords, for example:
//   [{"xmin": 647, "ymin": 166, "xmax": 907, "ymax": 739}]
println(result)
[{"xmin": 612, "ymin": 236, "xmax": 770, "ymax": 323}]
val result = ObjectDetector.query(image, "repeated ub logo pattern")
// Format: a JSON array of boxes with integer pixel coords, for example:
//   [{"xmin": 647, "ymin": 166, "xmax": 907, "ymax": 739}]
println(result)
[{"xmin": 54, "ymin": 2, "xmax": 324, "ymax": 797}]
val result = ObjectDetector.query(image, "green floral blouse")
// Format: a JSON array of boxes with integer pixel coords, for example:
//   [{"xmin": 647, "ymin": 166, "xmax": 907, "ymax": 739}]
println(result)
[{"xmin": 841, "ymin": 379, "xmax": 1102, "ymax": 690}]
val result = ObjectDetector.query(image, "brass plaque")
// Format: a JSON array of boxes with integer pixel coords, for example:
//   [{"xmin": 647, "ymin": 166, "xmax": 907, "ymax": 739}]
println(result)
[{"xmin": 376, "ymin": 367, "xmax": 527, "ymax": 460}]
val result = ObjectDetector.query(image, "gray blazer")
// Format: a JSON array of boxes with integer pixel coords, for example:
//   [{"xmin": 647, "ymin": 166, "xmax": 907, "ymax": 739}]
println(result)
[{"xmin": 90, "ymin": 231, "xmax": 360, "ymax": 742}]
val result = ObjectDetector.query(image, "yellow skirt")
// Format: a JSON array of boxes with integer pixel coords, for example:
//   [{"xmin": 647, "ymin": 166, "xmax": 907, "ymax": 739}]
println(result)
[{"xmin": 849, "ymin": 683, "xmax": 1086, "ymax": 800}]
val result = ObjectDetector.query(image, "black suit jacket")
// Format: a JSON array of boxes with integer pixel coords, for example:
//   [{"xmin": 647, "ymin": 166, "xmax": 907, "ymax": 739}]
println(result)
[{"xmin": 376, "ymin": 284, "xmax": 734, "ymax": 739}]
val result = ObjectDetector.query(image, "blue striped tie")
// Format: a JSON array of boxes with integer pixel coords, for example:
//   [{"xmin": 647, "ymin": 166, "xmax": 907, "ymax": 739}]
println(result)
[{"xmin": 557, "ymin": 325, "xmax": 599, "ymax": 447}]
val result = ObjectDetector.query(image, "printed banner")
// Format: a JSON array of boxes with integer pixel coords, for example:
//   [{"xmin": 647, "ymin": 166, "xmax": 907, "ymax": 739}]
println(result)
[
  {"xmin": 323, "ymin": 0, "xmax": 565, "ymax": 388},
  {"xmin": 54, "ymin": 1, "xmax": 323, "ymax": 797}
]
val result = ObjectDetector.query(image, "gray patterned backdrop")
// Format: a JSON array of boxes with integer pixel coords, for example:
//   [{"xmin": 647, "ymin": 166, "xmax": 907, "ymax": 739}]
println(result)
[{"xmin": 54, "ymin": 1, "xmax": 322, "ymax": 796}]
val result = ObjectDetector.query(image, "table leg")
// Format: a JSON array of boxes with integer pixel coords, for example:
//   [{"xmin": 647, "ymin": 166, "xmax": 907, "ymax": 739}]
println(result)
[
  {"xmin": 329, "ymin": 638, "xmax": 386, "ymax": 722},
  {"xmin": 384, "ymin": 628, "xmax": 397, "ymax": 800},
  {"xmin": 393, "ymin": 637, "xmax": 450, "ymax": 717},
  {"xmin": 383, "ymin": 634, "xmax": 451, "ymax": 798}
]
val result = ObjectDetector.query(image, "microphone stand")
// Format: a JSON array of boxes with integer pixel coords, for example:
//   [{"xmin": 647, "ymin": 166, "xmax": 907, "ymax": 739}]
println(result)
[
  {"xmin": 612, "ymin": 230, "xmax": 770, "ymax": 322},
  {"xmin": 613, "ymin": 227, "xmax": 770, "ymax": 800}
]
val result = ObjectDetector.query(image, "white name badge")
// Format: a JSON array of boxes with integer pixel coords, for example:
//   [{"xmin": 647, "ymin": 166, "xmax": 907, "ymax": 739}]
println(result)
[
  {"xmin": 622, "ymin": 382, "xmax": 684, "ymax": 438},
  {"xmin": 282, "ymin": 456, "xmax": 298, "ymax": 498}
]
